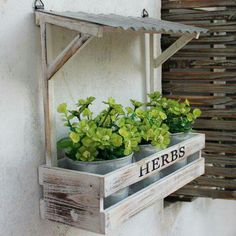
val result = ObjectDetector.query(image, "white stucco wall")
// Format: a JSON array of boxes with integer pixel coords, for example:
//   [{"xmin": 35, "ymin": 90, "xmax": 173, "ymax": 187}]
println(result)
[{"xmin": 0, "ymin": 0, "xmax": 235, "ymax": 236}]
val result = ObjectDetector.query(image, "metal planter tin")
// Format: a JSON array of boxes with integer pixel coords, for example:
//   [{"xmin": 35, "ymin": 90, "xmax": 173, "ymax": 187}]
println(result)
[
  {"xmin": 162, "ymin": 132, "xmax": 193, "ymax": 176},
  {"xmin": 169, "ymin": 131, "xmax": 193, "ymax": 145},
  {"xmin": 63, "ymin": 153, "xmax": 133, "ymax": 208},
  {"xmin": 133, "ymin": 144, "xmax": 162, "ymax": 189}
]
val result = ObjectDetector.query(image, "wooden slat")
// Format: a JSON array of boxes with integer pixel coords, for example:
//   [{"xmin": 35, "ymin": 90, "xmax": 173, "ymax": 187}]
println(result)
[
  {"xmin": 192, "ymin": 176, "xmax": 236, "ymax": 189},
  {"xmin": 165, "ymin": 95, "xmax": 236, "ymax": 106},
  {"xmin": 163, "ymin": 35, "xmax": 236, "ymax": 45},
  {"xmin": 163, "ymin": 59, "xmax": 236, "ymax": 70},
  {"xmin": 174, "ymin": 48, "xmax": 236, "ymax": 57},
  {"xmin": 163, "ymin": 71, "xmax": 236, "ymax": 81},
  {"xmin": 204, "ymin": 131, "xmax": 236, "ymax": 141},
  {"xmin": 175, "ymin": 186, "xmax": 236, "ymax": 199},
  {"xmin": 162, "ymin": 0, "xmax": 236, "ymax": 9},
  {"xmin": 194, "ymin": 120, "xmax": 236, "ymax": 131},
  {"xmin": 163, "ymin": 83, "xmax": 236, "ymax": 94},
  {"xmin": 103, "ymin": 134, "xmax": 205, "ymax": 197},
  {"xmin": 204, "ymin": 143, "xmax": 236, "ymax": 154},
  {"xmin": 205, "ymin": 166, "xmax": 236, "ymax": 177},
  {"xmin": 104, "ymin": 158, "xmax": 204, "ymax": 231},
  {"xmin": 163, "ymin": 10, "xmax": 236, "ymax": 21},
  {"xmin": 201, "ymin": 109, "xmax": 236, "ymax": 119},
  {"xmin": 39, "ymin": 165, "xmax": 104, "ymax": 196},
  {"xmin": 204, "ymin": 154, "xmax": 236, "ymax": 165},
  {"xmin": 162, "ymin": 0, "xmax": 236, "ymax": 200},
  {"xmin": 41, "ymin": 200, "xmax": 105, "ymax": 234}
]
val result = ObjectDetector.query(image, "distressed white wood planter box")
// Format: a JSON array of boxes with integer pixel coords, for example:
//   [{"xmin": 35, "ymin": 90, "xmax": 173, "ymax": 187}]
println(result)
[{"xmin": 39, "ymin": 133, "xmax": 205, "ymax": 234}]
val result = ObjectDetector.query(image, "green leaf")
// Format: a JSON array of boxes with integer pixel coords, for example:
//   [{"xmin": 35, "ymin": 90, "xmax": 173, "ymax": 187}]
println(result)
[
  {"xmin": 119, "ymin": 128, "xmax": 129, "ymax": 138},
  {"xmin": 193, "ymin": 108, "xmax": 202, "ymax": 118},
  {"xmin": 111, "ymin": 134, "xmax": 123, "ymax": 147},
  {"xmin": 69, "ymin": 132, "xmax": 80, "ymax": 143},
  {"xmin": 57, "ymin": 103, "xmax": 67, "ymax": 113},
  {"xmin": 57, "ymin": 138, "xmax": 73, "ymax": 149}
]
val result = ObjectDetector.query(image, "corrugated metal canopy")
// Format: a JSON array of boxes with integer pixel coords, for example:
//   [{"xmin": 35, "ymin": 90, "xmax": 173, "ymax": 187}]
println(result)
[{"xmin": 38, "ymin": 10, "xmax": 207, "ymax": 35}]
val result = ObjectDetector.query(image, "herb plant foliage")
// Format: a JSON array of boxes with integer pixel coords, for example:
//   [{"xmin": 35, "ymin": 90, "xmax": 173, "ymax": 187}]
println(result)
[
  {"xmin": 147, "ymin": 92, "xmax": 201, "ymax": 133},
  {"xmin": 57, "ymin": 97, "xmax": 141, "ymax": 162}
]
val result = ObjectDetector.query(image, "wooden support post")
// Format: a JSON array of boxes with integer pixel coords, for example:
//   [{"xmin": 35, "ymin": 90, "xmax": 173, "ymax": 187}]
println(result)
[
  {"xmin": 149, "ymin": 34, "xmax": 154, "ymax": 93},
  {"xmin": 47, "ymin": 34, "xmax": 92, "ymax": 80},
  {"xmin": 39, "ymin": 19, "xmax": 93, "ymax": 166},
  {"xmin": 154, "ymin": 33, "xmax": 196, "ymax": 68},
  {"xmin": 40, "ymin": 20, "xmax": 54, "ymax": 166}
]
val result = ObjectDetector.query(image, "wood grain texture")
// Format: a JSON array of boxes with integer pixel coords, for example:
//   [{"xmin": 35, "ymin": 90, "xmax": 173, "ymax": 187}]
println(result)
[
  {"xmin": 162, "ymin": 1, "xmax": 236, "ymax": 199},
  {"xmin": 154, "ymin": 33, "xmax": 195, "ymax": 68},
  {"xmin": 36, "ymin": 11, "xmax": 103, "ymax": 37},
  {"xmin": 47, "ymin": 34, "xmax": 91, "ymax": 79},
  {"xmin": 104, "ymin": 158, "xmax": 204, "ymax": 231},
  {"xmin": 103, "ymin": 134, "xmax": 205, "ymax": 197}
]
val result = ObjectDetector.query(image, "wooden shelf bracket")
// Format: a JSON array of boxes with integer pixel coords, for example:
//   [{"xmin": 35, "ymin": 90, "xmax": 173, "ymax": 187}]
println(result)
[{"xmin": 154, "ymin": 33, "xmax": 199, "ymax": 68}]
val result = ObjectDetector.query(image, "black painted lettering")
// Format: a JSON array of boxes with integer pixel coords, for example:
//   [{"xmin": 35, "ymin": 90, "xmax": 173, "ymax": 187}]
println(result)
[
  {"xmin": 139, "ymin": 162, "xmax": 150, "ymax": 177},
  {"xmin": 171, "ymin": 150, "xmax": 178, "ymax": 162},
  {"xmin": 152, "ymin": 157, "xmax": 160, "ymax": 171},
  {"xmin": 179, "ymin": 146, "xmax": 185, "ymax": 158},
  {"xmin": 161, "ymin": 154, "xmax": 170, "ymax": 167}
]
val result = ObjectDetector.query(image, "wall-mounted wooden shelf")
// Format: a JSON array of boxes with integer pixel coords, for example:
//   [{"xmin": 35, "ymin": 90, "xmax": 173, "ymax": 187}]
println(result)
[
  {"xmin": 39, "ymin": 133, "xmax": 205, "ymax": 234},
  {"xmin": 35, "ymin": 8, "xmax": 207, "ymax": 233}
]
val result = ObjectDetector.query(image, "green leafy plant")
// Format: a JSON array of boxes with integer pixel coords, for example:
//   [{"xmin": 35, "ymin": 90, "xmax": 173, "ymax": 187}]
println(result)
[
  {"xmin": 147, "ymin": 92, "xmax": 202, "ymax": 133},
  {"xmin": 57, "ymin": 97, "xmax": 141, "ymax": 162},
  {"xmin": 126, "ymin": 99, "xmax": 170, "ymax": 149}
]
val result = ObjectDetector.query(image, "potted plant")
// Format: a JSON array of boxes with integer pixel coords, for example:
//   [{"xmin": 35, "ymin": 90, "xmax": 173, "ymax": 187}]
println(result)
[
  {"xmin": 127, "ymin": 99, "xmax": 170, "ymax": 161},
  {"xmin": 147, "ymin": 92, "xmax": 201, "ymax": 173},
  {"xmin": 57, "ymin": 96, "xmax": 141, "ymax": 207},
  {"xmin": 147, "ymin": 92, "xmax": 201, "ymax": 145},
  {"xmin": 125, "ymin": 99, "xmax": 170, "ymax": 188}
]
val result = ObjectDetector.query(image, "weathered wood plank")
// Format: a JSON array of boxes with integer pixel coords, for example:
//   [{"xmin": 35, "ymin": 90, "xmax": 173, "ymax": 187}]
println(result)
[
  {"xmin": 194, "ymin": 120, "xmax": 236, "ymax": 131},
  {"xmin": 204, "ymin": 154, "xmax": 236, "ymax": 165},
  {"xmin": 204, "ymin": 131, "xmax": 236, "ymax": 141},
  {"xmin": 154, "ymin": 33, "xmax": 196, "ymax": 68},
  {"xmin": 204, "ymin": 143, "xmax": 236, "ymax": 154},
  {"xmin": 163, "ymin": 59, "xmax": 236, "ymax": 70},
  {"xmin": 36, "ymin": 11, "xmax": 103, "ymax": 37},
  {"xmin": 41, "ymin": 200, "xmax": 106, "ymax": 234},
  {"xmin": 163, "ymin": 10, "xmax": 236, "ymax": 21},
  {"xmin": 192, "ymin": 176, "xmax": 236, "ymax": 189},
  {"xmin": 104, "ymin": 158, "xmax": 204, "ymax": 231},
  {"xmin": 200, "ymin": 109, "xmax": 236, "ymax": 119},
  {"xmin": 205, "ymin": 166, "xmax": 236, "ymax": 177},
  {"xmin": 39, "ymin": 165, "xmax": 104, "ymax": 197},
  {"xmin": 103, "ymin": 134, "xmax": 205, "ymax": 197},
  {"xmin": 47, "ymin": 34, "xmax": 91, "ymax": 79},
  {"xmin": 162, "ymin": 0, "xmax": 236, "ymax": 9},
  {"xmin": 163, "ymin": 83, "xmax": 236, "ymax": 94},
  {"xmin": 165, "ymin": 95, "xmax": 236, "ymax": 107},
  {"xmin": 162, "ymin": 35, "xmax": 236, "ymax": 45},
  {"xmin": 174, "ymin": 48, "xmax": 236, "ymax": 57},
  {"xmin": 163, "ymin": 71, "xmax": 236, "ymax": 81},
  {"xmin": 175, "ymin": 186, "xmax": 236, "ymax": 199}
]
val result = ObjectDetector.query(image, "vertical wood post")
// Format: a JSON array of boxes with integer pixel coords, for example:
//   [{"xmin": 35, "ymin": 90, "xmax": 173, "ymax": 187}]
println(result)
[
  {"xmin": 40, "ymin": 20, "xmax": 55, "ymax": 166},
  {"xmin": 149, "ymin": 34, "xmax": 154, "ymax": 93}
]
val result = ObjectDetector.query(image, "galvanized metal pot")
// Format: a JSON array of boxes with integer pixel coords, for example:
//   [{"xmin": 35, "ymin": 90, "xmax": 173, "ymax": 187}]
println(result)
[
  {"xmin": 133, "ymin": 144, "xmax": 161, "ymax": 189},
  {"xmin": 162, "ymin": 132, "xmax": 193, "ymax": 176},
  {"xmin": 62, "ymin": 153, "xmax": 133, "ymax": 208},
  {"xmin": 169, "ymin": 131, "xmax": 193, "ymax": 145}
]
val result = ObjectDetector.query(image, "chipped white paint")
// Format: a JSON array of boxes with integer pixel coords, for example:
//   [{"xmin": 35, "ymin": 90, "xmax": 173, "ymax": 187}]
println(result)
[{"xmin": 0, "ymin": 0, "xmax": 236, "ymax": 236}]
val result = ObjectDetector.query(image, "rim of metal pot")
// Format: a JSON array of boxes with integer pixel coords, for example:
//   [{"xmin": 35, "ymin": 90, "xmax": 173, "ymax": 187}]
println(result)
[
  {"xmin": 170, "ymin": 131, "xmax": 191, "ymax": 136},
  {"xmin": 65, "ymin": 152, "xmax": 133, "ymax": 164}
]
